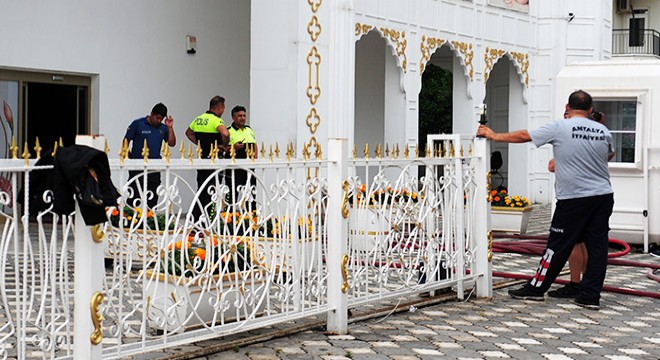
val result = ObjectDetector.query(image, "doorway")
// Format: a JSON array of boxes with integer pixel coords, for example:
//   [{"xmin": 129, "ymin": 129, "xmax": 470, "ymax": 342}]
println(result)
[
  {"xmin": 0, "ymin": 69, "xmax": 91, "ymax": 158},
  {"xmin": 24, "ymin": 82, "xmax": 88, "ymax": 157}
]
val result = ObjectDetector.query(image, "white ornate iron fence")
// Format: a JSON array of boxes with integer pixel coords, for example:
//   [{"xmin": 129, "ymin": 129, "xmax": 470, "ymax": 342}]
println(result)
[{"xmin": 0, "ymin": 135, "xmax": 490, "ymax": 359}]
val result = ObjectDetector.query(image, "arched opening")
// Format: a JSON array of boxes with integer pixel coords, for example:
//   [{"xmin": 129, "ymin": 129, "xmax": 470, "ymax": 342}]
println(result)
[
  {"xmin": 354, "ymin": 30, "xmax": 405, "ymax": 152},
  {"xmin": 484, "ymin": 56, "xmax": 528, "ymax": 196}
]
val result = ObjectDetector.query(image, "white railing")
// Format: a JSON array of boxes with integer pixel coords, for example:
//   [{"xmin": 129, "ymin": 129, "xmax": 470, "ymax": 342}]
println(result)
[{"xmin": 0, "ymin": 135, "xmax": 489, "ymax": 359}]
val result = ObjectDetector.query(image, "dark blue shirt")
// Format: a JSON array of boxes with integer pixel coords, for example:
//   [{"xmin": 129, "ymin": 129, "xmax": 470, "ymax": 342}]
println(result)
[{"xmin": 124, "ymin": 117, "xmax": 169, "ymax": 159}]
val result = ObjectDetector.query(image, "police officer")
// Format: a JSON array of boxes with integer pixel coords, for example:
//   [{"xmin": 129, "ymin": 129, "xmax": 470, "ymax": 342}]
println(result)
[
  {"xmin": 227, "ymin": 106, "xmax": 257, "ymax": 209},
  {"xmin": 123, "ymin": 102, "xmax": 177, "ymax": 208},
  {"xmin": 185, "ymin": 96, "xmax": 229, "ymax": 221}
]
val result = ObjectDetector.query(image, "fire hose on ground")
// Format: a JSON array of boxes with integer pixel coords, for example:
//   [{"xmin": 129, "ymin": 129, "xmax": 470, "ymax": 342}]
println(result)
[{"xmin": 491, "ymin": 233, "xmax": 660, "ymax": 299}]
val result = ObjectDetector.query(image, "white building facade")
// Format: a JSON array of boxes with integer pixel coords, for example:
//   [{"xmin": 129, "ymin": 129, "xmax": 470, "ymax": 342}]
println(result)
[{"xmin": 4, "ymin": 0, "xmax": 658, "ymax": 245}]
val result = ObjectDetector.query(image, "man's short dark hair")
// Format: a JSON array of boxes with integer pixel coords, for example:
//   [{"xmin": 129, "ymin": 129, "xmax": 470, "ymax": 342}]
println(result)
[
  {"xmin": 151, "ymin": 103, "xmax": 167, "ymax": 117},
  {"xmin": 209, "ymin": 96, "xmax": 225, "ymax": 109},
  {"xmin": 568, "ymin": 90, "xmax": 592, "ymax": 110},
  {"xmin": 232, "ymin": 105, "xmax": 246, "ymax": 116}
]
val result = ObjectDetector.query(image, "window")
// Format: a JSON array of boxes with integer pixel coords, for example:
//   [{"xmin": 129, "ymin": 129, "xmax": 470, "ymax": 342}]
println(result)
[{"xmin": 592, "ymin": 99, "xmax": 637, "ymax": 163}]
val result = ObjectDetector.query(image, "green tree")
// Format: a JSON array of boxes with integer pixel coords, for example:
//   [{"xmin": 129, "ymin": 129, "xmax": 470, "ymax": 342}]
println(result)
[{"xmin": 418, "ymin": 64, "xmax": 452, "ymax": 149}]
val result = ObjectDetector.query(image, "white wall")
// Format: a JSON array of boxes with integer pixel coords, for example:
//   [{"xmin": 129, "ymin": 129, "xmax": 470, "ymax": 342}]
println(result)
[{"xmin": 0, "ymin": 0, "xmax": 250, "ymax": 156}]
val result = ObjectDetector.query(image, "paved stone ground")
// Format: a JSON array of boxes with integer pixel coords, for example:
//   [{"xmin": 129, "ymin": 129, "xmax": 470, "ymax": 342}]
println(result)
[{"xmin": 158, "ymin": 205, "xmax": 660, "ymax": 360}]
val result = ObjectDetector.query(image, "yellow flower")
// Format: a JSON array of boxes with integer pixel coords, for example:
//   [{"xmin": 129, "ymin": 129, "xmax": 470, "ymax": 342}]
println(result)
[{"xmin": 195, "ymin": 248, "xmax": 207, "ymax": 261}]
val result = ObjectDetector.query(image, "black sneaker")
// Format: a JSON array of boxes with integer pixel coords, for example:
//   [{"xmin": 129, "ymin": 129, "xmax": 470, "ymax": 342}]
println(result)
[
  {"xmin": 508, "ymin": 286, "xmax": 544, "ymax": 301},
  {"xmin": 548, "ymin": 282, "xmax": 580, "ymax": 299},
  {"xmin": 650, "ymin": 245, "xmax": 660, "ymax": 258},
  {"xmin": 574, "ymin": 297, "xmax": 600, "ymax": 310}
]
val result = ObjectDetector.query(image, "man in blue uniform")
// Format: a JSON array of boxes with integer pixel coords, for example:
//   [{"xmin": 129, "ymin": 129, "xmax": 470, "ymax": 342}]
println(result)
[{"xmin": 123, "ymin": 103, "xmax": 177, "ymax": 208}]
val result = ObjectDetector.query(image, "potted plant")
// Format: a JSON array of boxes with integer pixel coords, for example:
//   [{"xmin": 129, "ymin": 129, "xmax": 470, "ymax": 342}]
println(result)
[
  {"xmin": 142, "ymin": 231, "xmax": 267, "ymax": 333},
  {"xmin": 106, "ymin": 206, "xmax": 178, "ymax": 260},
  {"xmin": 489, "ymin": 189, "xmax": 533, "ymax": 233},
  {"xmin": 348, "ymin": 184, "xmax": 420, "ymax": 252}
]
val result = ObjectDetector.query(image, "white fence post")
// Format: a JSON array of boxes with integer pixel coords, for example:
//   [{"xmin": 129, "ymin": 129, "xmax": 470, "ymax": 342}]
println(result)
[
  {"xmin": 327, "ymin": 138, "xmax": 348, "ymax": 334},
  {"xmin": 73, "ymin": 135, "xmax": 106, "ymax": 360},
  {"xmin": 473, "ymin": 138, "xmax": 492, "ymax": 297}
]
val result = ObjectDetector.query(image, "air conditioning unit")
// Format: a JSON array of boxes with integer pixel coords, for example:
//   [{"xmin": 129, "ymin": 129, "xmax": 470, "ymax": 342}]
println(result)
[{"xmin": 616, "ymin": 0, "xmax": 632, "ymax": 14}]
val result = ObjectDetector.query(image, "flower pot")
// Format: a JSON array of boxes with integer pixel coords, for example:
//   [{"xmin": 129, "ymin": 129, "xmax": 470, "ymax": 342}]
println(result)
[
  {"xmin": 491, "ymin": 205, "xmax": 533, "ymax": 234},
  {"xmin": 141, "ymin": 268, "xmax": 267, "ymax": 333},
  {"xmin": 348, "ymin": 207, "xmax": 390, "ymax": 252}
]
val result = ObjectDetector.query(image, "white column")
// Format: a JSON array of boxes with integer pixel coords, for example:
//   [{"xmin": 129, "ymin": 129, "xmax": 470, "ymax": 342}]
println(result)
[
  {"xmin": 73, "ymin": 136, "xmax": 106, "ymax": 360},
  {"xmin": 327, "ymin": 0, "xmax": 355, "ymax": 139},
  {"xmin": 473, "ymin": 137, "xmax": 493, "ymax": 297},
  {"xmin": 326, "ymin": 138, "xmax": 348, "ymax": 333}
]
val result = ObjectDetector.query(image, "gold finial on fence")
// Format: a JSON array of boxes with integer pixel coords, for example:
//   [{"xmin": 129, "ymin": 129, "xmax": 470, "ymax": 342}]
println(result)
[
  {"xmin": 385, "ymin": 143, "xmax": 390, "ymax": 158},
  {"xmin": 209, "ymin": 142, "xmax": 217, "ymax": 163},
  {"xmin": 59, "ymin": 137, "xmax": 63, "ymax": 147},
  {"xmin": 118, "ymin": 138, "xmax": 128, "ymax": 164},
  {"xmin": 285, "ymin": 143, "xmax": 290, "ymax": 161},
  {"xmin": 10, "ymin": 137, "xmax": 18, "ymax": 159},
  {"xmin": 179, "ymin": 142, "xmax": 186, "ymax": 159},
  {"xmin": 104, "ymin": 139, "xmax": 109, "ymax": 156},
  {"xmin": 141, "ymin": 139, "xmax": 149, "ymax": 164},
  {"xmin": 460, "ymin": 145, "xmax": 464, "ymax": 158},
  {"xmin": 34, "ymin": 137, "xmax": 42, "ymax": 160},
  {"xmin": 163, "ymin": 141, "xmax": 171, "ymax": 164},
  {"xmin": 364, "ymin": 143, "xmax": 369, "ymax": 160},
  {"xmin": 415, "ymin": 145, "xmax": 419, "ymax": 158},
  {"xmin": 403, "ymin": 144, "xmax": 409, "ymax": 159},
  {"xmin": 425, "ymin": 144, "xmax": 431, "ymax": 158},
  {"xmin": 469, "ymin": 144, "xmax": 473, "ymax": 157},
  {"xmin": 160, "ymin": 140, "xmax": 166, "ymax": 158},
  {"xmin": 434, "ymin": 143, "xmax": 440, "ymax": 158},
  {"xmin": 275, "ymin": 142, "xmax": 280, "ymax": 159},
  {"xmin": 315, "ymin": 144, "xmax": 322, "ymax": 159},
  {"xmin": 51, "ymin": 140, "xmax": 59, "ymax": 158},
  {"xmin": 261, "ymin": 142, "xmax": 266, "ymax": 159},
  {"xmin": 352, "ymin": 144, "xmax": 357, "ymax": 160},
  {"xmin": 268, "ymin": 144, "xmax": 273, "ymax": 162},
  {"xmin": 375, "ymin": 144, "xmax": 382, "ymax": 159},
  {"xmin": 395, "ymin": 144, "xmax": 400, "ymax": 159},
  {"xmin": 230, "ymin": 144, "xmax": 236, "ymax": 164},
  {"xmin": 196, "ymin": 140, "xmax": 202, "ymax": 159},
  {"xmin": 188, "ymin": 144, "xmax": 194, "ymax": 164},
  {"xmin": 22, "ymin": 141, "xmax": 30, "ymax": 165},
  {"xmin": 450, "ymin": 144, "xmax": 455, "ymax": 158}
]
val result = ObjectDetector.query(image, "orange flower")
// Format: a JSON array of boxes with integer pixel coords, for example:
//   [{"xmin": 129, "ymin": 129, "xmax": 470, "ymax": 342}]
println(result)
[
  {"xmin": 209, "ymin": 235, "xmax": 219, "ymax": 247},
  {"xmin": 491, "ymin": 190, "xmax": 498, "ymax": 196},
  {"xmin": 146, "ymin": 210, "xmax": 154, "ymax": 218},
  {"xmin": 494, "ymin": 196, "xmax": 501, "ymax": 202},
  {"xmin": 195, "ymin": 248, "xmax": 207, "ymax": 261},
  {"xmin": 111, "ymin": 208, "xmax": 119, "ymax": 216}
]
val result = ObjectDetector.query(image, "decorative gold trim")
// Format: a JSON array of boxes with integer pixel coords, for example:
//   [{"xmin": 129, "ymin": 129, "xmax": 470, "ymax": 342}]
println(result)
[
  {"xmin": 34, "ymin": 137, "xmax": 42, "ymax": 160},
  {"xmin": 91, "ymin": 224, "xmax": 104, "ymax": 243},
  {"xmin": 22, "ymin": 141, "xmax": 30, "ymax": 166},
  {"xmin": 355, "ymin": 22, "xmax": 374, "ymax": 37},
  {"xmin": 90, "ymin": 291, "xmax": 104, "ymax": 345},
  {"xmin": 306, "ymin": 46, "xmax": 322, "ymax": 105},
  {"xmin": 510, "ymin": 51, "xmax": 529, "ymax": 86},
  {"xmin": 380, "ymin": 27, "xmax": 408, "ymax": 73},
  {"xmin": 141, "ymin": 139, "xmax": 149, "ymax": 164},
  {"xmin": 487, "ymin": 231, "xmax": 493, "ymax": 262},
  {"xmin": 307, "ymin": 15, "xmax": 322, "ymax": 42},
  {"xmin": 305, "ymin": 108, "xmax": 321, "ymax": 134},
  {"xmin": 341, "ymin": 254, "xmax": 349, "ymax": 293},
  {"xmin": 484, "ymin": 47, "xmax": 506, "ymax": 83},
  {"xmin": 486, "ymin": 171, "xmax": 492, "ymax": 202},
  {"xmin": 10, "ymin": 137, "xmax": 17, "ymax": 159},
  {"xmin": 491, "ymin": 205, "xmax": 534, "ymax": 212},
  {"xmin": 420, "ymin": 35, "xmax": 446, "ymax": 73},
  {"xmin": 341, "ymin": 180, "xmax": 350, "ymax": 219},
  {"xmin": 451, "ymin": 41, "xmax": 474, "ymax": 80},
  {"xmin": 308, "ymin": 0, "xmax": 322, "ymax": 13}
]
